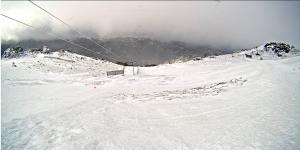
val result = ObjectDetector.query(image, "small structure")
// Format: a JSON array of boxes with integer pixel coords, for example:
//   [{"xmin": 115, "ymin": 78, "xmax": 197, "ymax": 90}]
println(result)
[
  {"xmin": 106, "ymin": 66, "xmax": 125, "ymax": 76},
  {"xmin": 107, "ymin": 70, "xmax": 124, "ymax": 76}
]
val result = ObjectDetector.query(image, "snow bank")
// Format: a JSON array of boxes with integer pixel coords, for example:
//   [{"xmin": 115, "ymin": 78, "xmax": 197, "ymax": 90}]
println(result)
[{"xmin": 2, "ymin": 50, "xmax": 300, "ymax": 149}]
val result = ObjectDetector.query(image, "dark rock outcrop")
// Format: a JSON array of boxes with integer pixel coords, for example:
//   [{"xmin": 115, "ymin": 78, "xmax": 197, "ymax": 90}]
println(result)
[{"xmin": 264, "ymin": 42, "xmax": 294, "ymax": 56}]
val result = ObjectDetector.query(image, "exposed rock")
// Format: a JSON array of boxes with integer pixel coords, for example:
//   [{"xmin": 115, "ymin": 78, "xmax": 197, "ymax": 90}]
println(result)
[
  {"xmin": 245, "ymin": 54, "xmax": 252, "ymax": 58},
  {"xmin": 12, "ymin": 62, "xmax": 17, "ymax": 67},
  {"xmin": 264, "ymin": 42, "xmax": 294, "ymax": 56},
  {"xmin": 2, "ymin": 46, "xmax": 25, "ymax": 58},
  {"xmin": 2, "ymin": 45, "xmax": 52, "ymax": 58},
  {"xmin": 241, "ymin": 42, "xmax": 298, "ymax": 60}
]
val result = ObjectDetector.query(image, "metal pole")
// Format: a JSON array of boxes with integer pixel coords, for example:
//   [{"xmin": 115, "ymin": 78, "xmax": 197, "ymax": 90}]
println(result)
[
  {"xmin": 132, "ymin": 61, "xmax": 135, "ymax": 76},
  {"xmin": 122, "ymin": 65, "xmax": 125, "ymax": 76}
]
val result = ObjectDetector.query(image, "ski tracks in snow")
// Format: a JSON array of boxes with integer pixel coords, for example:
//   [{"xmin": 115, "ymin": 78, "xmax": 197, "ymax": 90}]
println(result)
[
  {"xmin": 2, "ymin": 54, "xmax": 300, "ymax": 150},
  {"xmin": 113, "ymin": 77, "xmax": 247, "ymax": 103}
]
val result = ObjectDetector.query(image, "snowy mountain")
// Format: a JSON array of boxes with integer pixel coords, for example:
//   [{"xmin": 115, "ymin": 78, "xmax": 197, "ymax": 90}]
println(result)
[
  {"xmin": 1, "ymin": 37, "xmax": 231, "ymax": 66},
  {"xmin": 2, "ymin": 45, "xmax": 300, "ymax": 149}
]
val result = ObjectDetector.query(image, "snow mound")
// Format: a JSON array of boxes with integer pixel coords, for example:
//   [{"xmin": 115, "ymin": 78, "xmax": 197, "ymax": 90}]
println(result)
[
  {"xmin": 7, "ymin": 50, "xmax": 122, "ymax": 76},
  {"xmin": 239, "ymin": 42, "xmax": 299, "ymax": 60}
]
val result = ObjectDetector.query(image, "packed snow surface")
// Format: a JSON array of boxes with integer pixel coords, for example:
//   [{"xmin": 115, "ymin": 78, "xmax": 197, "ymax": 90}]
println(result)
[{"xmin": 2, "ymin": 51, "xmax": 300, "ymax": 149}]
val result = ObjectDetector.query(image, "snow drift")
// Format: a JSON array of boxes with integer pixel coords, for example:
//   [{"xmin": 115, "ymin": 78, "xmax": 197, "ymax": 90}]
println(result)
[{"xmin": 1, "ymin": 44, "xmax": 300, "ymax": 149}]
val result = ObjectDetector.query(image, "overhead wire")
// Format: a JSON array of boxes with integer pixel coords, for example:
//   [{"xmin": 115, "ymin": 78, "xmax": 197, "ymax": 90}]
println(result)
[
  {"xmin": 1, "ymin": 14, "xmax": 121, "ymax": 63},
  {"xmin": 27, "ymin": 0, "xmax": 123, "ymax": 61}
]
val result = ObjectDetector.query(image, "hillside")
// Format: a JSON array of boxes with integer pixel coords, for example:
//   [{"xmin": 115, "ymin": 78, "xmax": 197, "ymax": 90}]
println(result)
[
  {"xmin": 1, "ymin": 37, "xmax": 231, "ymax": 66},
  {"xmin": 2, "ymin": 46, "xmax": 300, "ymax": 149}
]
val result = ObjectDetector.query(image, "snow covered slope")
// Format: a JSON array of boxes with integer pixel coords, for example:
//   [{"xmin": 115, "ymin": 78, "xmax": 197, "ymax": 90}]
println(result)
[
  {"xmin": 2, "ymin": 51, "xmax": 300, "ymax": 149},
  {"xmin": 239, "ymin": 42, "xmax": 299, "ymax": 60}
]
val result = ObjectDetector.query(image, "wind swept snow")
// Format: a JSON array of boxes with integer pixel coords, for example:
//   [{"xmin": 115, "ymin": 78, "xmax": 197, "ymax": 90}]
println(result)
[{"xmin": 2, "ymin": 51, "xmax": 300, "ymax": 149}]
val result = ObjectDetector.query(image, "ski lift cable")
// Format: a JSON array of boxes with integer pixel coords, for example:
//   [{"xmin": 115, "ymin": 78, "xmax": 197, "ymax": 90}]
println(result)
[
  {"xmin": 1, "ymin": 14, "xmax": 121, "ymax": 63},
  {"xmin": 1, "ymin": 14, "xmax": 118, "ymax": 62},
  {"xmin": 27, "ymin": 0, "xmax": 122, "ymax": 60},
  {"xmin": 2, "ymin": 14, "xmax": 34, "ymax": 28}
]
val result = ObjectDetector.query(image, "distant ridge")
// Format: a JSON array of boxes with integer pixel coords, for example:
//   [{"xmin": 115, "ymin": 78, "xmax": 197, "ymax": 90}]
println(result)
[{"xmin": 1, "ymin": 37, "xmax": 232, "ymax": 66}]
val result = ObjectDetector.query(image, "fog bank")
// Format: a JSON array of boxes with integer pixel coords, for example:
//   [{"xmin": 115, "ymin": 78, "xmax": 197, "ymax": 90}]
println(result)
[{"xmin": 2, "ymin": 1, "xmax": 300, "ymax": 50}]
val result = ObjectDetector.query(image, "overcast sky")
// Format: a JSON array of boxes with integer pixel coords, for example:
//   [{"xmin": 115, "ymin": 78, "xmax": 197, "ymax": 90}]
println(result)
[{"xmin": 1, "ymin": 1, "xmax": 300, "ymax": 49}]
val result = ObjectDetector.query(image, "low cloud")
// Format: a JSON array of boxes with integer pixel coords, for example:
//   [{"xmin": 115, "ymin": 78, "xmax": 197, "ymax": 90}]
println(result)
[{"xmin": 2, "ymin": 1, "xmax": 300, "ymax": 50}]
